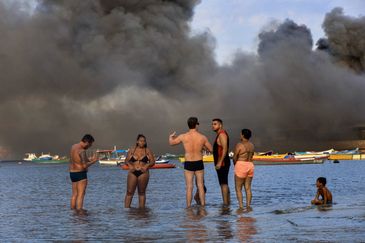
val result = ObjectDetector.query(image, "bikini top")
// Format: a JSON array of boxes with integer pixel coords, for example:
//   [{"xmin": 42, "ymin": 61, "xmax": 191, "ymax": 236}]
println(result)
[{"xmin": 129, "ymin": 147, "xmax": 149, "ymax": 163}]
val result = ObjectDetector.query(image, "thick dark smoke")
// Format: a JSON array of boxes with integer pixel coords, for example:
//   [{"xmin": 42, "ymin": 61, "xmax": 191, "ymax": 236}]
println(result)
[
  {"xmin": 0, "ymin": 1, "xmax": 364, "ymax": 158},
  {"xmin": 317, "ymin": 7, "xmax": 365, "ymax": 73}
]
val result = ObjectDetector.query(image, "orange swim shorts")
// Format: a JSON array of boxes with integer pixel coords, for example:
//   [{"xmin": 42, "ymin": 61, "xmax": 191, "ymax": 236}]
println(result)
[{"xmin": 234, "ymin": 161, "xmax": 254, "ymax": 178}]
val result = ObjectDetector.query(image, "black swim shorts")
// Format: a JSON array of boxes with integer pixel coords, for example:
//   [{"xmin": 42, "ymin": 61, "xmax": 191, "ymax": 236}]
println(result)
[
  {"xmin": 70, "ymin": 171, "xmax": 87, "ymax": 182},
  {"xmin": 184, "ymin": 160, "xmax": 204, "ymax": 171},
  {"xmin": 216, "ymin": 164, "xmax": 230, "ymax": 185}
]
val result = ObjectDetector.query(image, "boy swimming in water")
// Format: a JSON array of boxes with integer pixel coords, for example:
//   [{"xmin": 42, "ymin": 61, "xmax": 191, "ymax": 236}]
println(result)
[{"xmin": 311, "ymin": 177, "xmax": 333, "ymax": 205}]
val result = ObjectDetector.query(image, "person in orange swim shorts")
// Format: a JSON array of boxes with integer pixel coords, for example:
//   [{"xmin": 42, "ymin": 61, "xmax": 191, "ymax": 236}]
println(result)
[{"xmin": 233, "ymin": 129, "xmax": 254, "ymax": 210}]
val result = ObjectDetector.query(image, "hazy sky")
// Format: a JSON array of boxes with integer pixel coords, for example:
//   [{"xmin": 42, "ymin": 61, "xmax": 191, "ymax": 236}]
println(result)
[{"xmin": 191, "ymin": 0, "xmax": 365, "ymax": 64}]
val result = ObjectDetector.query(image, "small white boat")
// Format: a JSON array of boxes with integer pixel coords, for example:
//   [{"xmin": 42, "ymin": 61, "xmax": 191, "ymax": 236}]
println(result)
[
  {"xmin": 23, "ymin": 153, "xmax": 68, "ymax": 163},
  {"xmin": 155, "ymin": 156, "xmax": 170, "ymax": 164},
  {"xmin": 97, "ymin": 148, "xmax": 128, "ymax": 166},
  {"xmin": 24, "ymin": 153, "xmax": 37, "ymax": 161}
]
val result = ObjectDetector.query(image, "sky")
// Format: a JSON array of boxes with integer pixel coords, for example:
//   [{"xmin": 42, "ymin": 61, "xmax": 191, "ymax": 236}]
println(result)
[{"xmin": 191, "ymin": 0, "xmax": 365, "ymax": 64}]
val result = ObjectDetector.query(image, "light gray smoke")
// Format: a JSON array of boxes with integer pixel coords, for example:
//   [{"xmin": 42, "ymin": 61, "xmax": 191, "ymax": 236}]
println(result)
[{"xmin": 0, "ymin": 1, "xmax": 364, "ymax": 158}]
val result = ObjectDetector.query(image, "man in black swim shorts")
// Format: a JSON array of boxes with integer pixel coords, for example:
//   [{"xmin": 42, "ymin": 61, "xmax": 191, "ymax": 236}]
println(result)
[
  {"xmin": 212, "ymin": 118, "xmax": 231, "ymax": 206},
  {"xmin": 169, "ymin": 117, "xmax": 212, "ymax": 208},
  {"xmin": 69, "ymin": 134, "xmax": 98, "ymax": 211}
]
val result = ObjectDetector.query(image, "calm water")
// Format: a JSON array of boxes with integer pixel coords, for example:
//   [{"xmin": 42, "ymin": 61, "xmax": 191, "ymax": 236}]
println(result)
[{"xmin": 0, "ymin": 160, "xmax": 364, "ymax": 242}]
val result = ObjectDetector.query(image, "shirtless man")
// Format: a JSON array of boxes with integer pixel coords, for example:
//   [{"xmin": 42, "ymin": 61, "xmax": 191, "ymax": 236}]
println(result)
[
  {"xmin": 169, "ymin": 117, "xmax": 213, "ymax": 208},
  {"xmin": 311, "ymin": 177, "xmax": 333, "ymax": 205},
  {"xmin": 69, "ymin": 134, "xmax": 98, "ymax": 211},
  {"xmin": 233, "ymin": 129, "xmax": 254, "ymax": 210}
]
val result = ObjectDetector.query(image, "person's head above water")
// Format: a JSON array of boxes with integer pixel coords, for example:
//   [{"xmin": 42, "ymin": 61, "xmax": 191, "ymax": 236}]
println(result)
[
  {"xmin": 187, "ymin": 117, "xmax": 199, "ymax": 129},
  {"xmin": 241, "ymin": 129, "xmax": 252, "ymax": 140},
  {"xmin": 136, "ymin": 134, "xmax": 147, "ymax": 148},
  {"xmin": 316, "ymin": 177, "xmax": 327, "ymax": 186}
]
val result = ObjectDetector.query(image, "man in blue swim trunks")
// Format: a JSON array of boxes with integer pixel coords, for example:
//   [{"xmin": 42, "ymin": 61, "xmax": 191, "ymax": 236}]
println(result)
[
  {"xmin": 69, "ymin": 134, "xmax": 98, "ymax": 211},
  {"xmin": 169, "ymin": 117, "xmax": 212, "ymax": 208}
]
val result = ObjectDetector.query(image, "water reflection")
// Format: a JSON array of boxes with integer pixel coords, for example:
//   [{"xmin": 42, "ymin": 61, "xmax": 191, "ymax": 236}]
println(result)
[
  {"xmin": 216, "ymin": 206, "xmax": 234, "ymax": 240},
  {"xmin": 181, "ymin": 206, "xmax": 208, "ymax": 242},
  {"xmin": 126, "ymin": 207, "xmax": 153, "ymax": 224},
  {"xmin": 236, "ymin": 213, "xmax": 257, "ymax": 242}
]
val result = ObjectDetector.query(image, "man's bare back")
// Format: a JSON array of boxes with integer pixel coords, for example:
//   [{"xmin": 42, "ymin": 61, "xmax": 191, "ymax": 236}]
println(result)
[
  {"xmin": 170, "ymin": 130, "xmax": 212, "ymax": 161},
  {"xmin": 169, "ymin": 117, "xmax": 212, "ymax": 208},
  {"xmin": 69, "ymin": 143, "xmax": 88, "ymax": 172}
]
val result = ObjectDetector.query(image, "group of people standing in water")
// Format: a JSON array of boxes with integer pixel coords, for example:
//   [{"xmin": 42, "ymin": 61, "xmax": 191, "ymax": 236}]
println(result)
[{"xmin": 69, "ymin": 116, "xmax": 256, "ymax": 211}]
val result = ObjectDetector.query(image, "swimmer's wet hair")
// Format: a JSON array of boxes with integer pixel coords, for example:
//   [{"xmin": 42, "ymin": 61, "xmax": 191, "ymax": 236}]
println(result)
[
  {"xmin": 241, "ymin": 129, "xmax": 252, "ymax": 139},
  {"xmin": 317, "ymin": 177, "xmax": 327, "ymax": 185},
  {"xmin": 187, "ymin": 117, "xmax": 199, "ymax": 129},
  {"xmin": 82, "ymin": 134, "xmax": 95, "ymax": 143}
]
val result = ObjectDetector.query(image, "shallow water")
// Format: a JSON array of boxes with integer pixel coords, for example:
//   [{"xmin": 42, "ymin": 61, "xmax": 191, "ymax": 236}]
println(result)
[{"xmin": 0, "ymin": 160, "xmax": 364, "ymax": 241}]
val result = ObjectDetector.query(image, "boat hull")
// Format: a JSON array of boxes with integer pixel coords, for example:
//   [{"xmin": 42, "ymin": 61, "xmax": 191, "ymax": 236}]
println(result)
[
  {"xmin": 121, "ymin": 163, "xmax": 176, "ymax": 170},
  {"xmin": 179, "ymin": 155, "xmax": 214, "ymax": 163},
  {"xmin": 31, "ymin": 159, "xmax": 69, "ymax": 163},
  {"xmin": 253, "ymin": 158, "xmax": 324, "ymax": 165}
]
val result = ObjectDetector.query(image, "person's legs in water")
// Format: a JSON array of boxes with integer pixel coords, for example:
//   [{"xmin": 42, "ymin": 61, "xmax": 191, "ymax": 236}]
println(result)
[
  {"xmin": 235, "ymin": 175, "xmax": 245, "ymax": 209},
  {"xmin": 71, "ymin": 182, "xmax": 78, "ymax": 209},
  {"xmin": 125, "ymin": 172, "xmax": 138, "ymax": 208},
  {"xmin": 137, "ymin": 171, "xmax": 150, "ymax": 208},
  {"xmin": 195, "ymin": 170, "xmax": 205, "ymax": 206},
  {"xmin": 221, "ymin": 184, "xmax": 230, "ymax": 206},
  {"xmin": 217, "ymin": 166, "xmax": 231, "ymax": 206},
  {"xmin": 184, "ymin": 170, "xmax": 194, "ymax": 208},
  {"xmin": 243, "ymin": 177, "xmax": 253, "ymax": 210},
  {"xmin": 194, "ymin": 179, "xmax": 207, "ymax": 205},
  {"xmin": 76, "ymin": 179, "xmax": 87, "ymax": 210}
]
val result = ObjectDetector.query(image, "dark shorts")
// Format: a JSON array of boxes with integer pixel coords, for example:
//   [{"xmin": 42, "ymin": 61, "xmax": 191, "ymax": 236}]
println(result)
[
  {"xmin": 184, "ymin": 160, "xmax": 204, "ymax": 171},
  {"xmin": 70, "ymin": 171, "xmax": 87, "ymax": 182},
  {"xmin": 216, "ymin": 164, "xmax": 230, "ymax": 185}
]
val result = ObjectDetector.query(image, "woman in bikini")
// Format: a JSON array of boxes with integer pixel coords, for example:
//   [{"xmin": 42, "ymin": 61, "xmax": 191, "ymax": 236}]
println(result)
[
  {"xmin": 233, "ymin": 129, "xmax": 254, "ymax": 210},
  {"xmin": 124, "ymin": 134, "xmax": 155, "ymax": 208}
]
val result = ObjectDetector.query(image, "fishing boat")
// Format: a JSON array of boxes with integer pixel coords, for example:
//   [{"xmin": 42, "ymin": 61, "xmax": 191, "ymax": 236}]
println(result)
[
  {"xmin": 253, "ymin": 157, "xmax": 325, "ymax": 165},
  {"xmin": 121, "ymin": 163, "xmax": 176, "ymax": 170},
  {"xmin": 97, "ymin": 148, "xmax": 128, "ymax": 166},
  {"xmin": 179, "ymin": 154, "xmax": 214, "ymax": 163},
  {"xmin": 23, "ymin": 153, "xmax": 68, "ymax": 163},
  {"xmin": 328, "ymin": 148, "xmax": 363, "ymax": 160},
  {"xmin": 155, "ymin": 156, "xmax": 170, "ymax": 164}
]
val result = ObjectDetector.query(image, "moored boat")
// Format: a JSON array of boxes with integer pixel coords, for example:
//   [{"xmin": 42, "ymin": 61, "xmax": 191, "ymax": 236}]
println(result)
[
  {"xmin": 179, "ymin": 154, "xmax": 214, "ymax": 163},
  {"xmin": 97, "ymin": 148, "xmax": 128, "ymax": 166},
  {"xmin": 121, "ymin": 163, "xmax": 176, "ymax": 170},
  {"xmin": 23, "ymin": 153, "xmax": 68, "ymax": 163},
  {"xmin": 155, "ymin": 156, "xmax": 170, "ymax": 164},
  {"xmin": 253, "ymin": 157, "xmax": 325, "ymax": 165}
]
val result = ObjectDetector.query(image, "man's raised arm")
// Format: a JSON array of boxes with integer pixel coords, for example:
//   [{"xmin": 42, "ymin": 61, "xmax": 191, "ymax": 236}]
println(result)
[{"xmin": 169, "ymin": 131, "xmax": 182, "ymax": 146}]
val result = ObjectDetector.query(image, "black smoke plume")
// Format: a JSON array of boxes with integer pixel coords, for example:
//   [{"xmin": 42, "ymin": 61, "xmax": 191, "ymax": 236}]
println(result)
[{"xmin": 0, "ymin": 1, "xmax": 364, "ymax": 158}]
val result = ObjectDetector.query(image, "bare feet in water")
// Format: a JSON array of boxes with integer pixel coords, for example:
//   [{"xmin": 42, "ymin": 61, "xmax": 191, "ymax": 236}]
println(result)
[{"xmin": 194, "ymin": 192, "xmax": 201, "ymax": 205}]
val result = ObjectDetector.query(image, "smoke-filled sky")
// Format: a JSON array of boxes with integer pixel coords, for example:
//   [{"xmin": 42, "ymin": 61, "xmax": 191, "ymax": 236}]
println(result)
[
  {"xmin": 0, "ymin": 0, "xmax": 364, "ymax": 158},
  {"xmin": 192, "ymin": 0, "xmax": 365, "ymax": 64}
]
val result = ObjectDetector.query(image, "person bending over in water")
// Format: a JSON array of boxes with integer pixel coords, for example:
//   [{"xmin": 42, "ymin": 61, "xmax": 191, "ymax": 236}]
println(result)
[
  {"xmin": 69, "ymin": 134, "xmax": 98, "ymax": 211},
  {"xmin": 311, "ymin": 177, "xmax": 333, "ymax": 205},
  {"xmin": 169, "ymin": 117, "xmax": 212, "ymax": 208},
  {"xmin": 233, "ymin": 129, "xmax": 254, "ymax": 211},
  {"xmin": 125, "ymin": 134, "xmax": 155, "ymax": 208}
]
